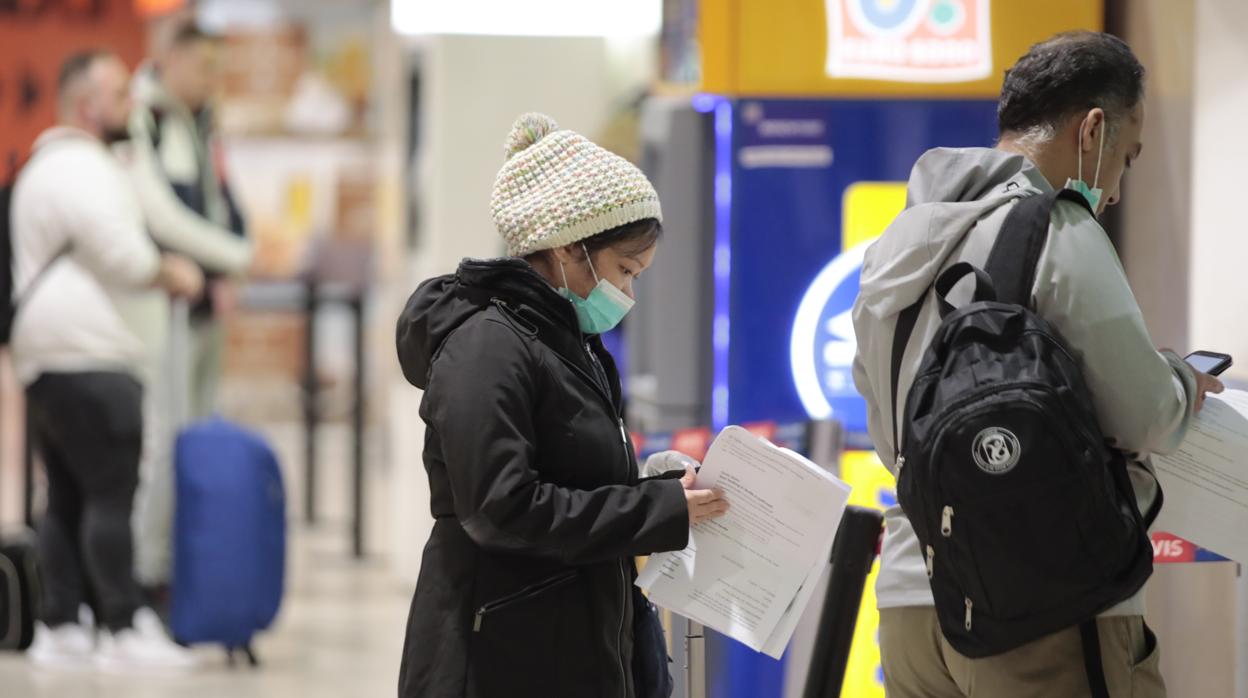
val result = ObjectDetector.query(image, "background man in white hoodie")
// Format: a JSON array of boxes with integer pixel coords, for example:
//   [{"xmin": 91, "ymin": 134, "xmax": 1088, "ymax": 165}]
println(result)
[
  {"xmin": 10, "ymin": 50, "xmax": 202, "ymax": 672},
  {"xmin": 851, "ymin": 32, "xmax": 1224, "ymax": 697}
]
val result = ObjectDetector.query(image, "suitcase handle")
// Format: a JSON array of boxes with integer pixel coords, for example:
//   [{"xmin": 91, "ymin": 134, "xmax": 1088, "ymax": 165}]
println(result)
[{"xmin": 803, "ymin": 505, "xmax": 885, "ymax": 698}]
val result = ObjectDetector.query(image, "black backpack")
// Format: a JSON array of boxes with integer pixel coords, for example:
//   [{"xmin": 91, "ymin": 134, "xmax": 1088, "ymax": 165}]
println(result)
[
  {"xmin": 890, "ymin": 189, "xmax": 1159, "ymax": 696},
  {"xmin": 0, "ymin": 157, "xmax": 23, "ymax": 345},
  {"xmin": 0, "ymin": 153, "xmax": 67, "ymax": 345}
]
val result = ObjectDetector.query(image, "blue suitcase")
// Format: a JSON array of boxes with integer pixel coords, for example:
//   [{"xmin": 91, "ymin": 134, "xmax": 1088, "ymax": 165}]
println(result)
[{"xmin": 171, "ymin": 417, "xmax": 286, "ymax": 664}]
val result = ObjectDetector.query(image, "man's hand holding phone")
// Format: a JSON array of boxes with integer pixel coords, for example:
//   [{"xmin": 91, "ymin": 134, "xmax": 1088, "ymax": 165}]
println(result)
[{"xmin": 1184, "ymin": 350, "xmax": 1230, "ymax": 412}]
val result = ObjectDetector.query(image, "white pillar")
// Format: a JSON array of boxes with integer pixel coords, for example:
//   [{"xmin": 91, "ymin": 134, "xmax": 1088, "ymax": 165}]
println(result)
[{"xmin": 1189, "ymin": 0, "xmax": 1248, "ymax": 377}]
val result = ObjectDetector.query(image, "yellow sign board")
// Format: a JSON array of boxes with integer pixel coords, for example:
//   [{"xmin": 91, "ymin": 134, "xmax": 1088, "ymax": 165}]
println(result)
[
  {"xmin": 835, "ymin": 181, "xmax": 904, "ymax": 696},
  {"xmin": 843, "ymin": 182, "xmax": 908, "ymax": 248},
  {"xmin": 701, "ymin": 0, "xmax": 1103, "ymax": 97}
]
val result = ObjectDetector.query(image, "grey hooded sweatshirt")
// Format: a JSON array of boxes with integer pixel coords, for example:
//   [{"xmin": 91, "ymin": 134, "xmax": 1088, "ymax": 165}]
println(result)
[{"xmin": 851, "ymin": 147, "xmax": 1198, "ymax": 615}]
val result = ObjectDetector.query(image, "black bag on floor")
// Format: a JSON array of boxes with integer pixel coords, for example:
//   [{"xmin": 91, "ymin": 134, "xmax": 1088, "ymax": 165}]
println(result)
[
  {"xmin": 890, "ymin": 190, "xmax": 1159, "ymax": 687},
  {"xmin": 0, "ymin": 530, "xmax": 40, "ymax": 651}
]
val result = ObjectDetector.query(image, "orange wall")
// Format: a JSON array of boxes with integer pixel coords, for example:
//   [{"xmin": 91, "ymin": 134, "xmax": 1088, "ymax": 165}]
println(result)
[{"xmin": 0, "ymin": 0, "xmax": 146, "ymax": 176}]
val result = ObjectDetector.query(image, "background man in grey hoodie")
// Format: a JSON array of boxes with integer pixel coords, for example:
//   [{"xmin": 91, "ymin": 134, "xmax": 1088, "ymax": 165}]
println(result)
[
  {"xmin": 129, "ymin": 21, "xmax": 250, "ymax": 420},
  {"xmin": 851, "ymin": 31, "xmax": 1224, "ymax": 697},
  {"xmin": 124, "ymin": 20, "xmax": 253, "ymax": 591}
]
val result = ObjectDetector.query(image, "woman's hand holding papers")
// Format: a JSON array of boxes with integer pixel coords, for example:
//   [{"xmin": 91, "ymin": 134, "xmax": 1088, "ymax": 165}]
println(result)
[{"xmin": 681, "ymin": 465, "xmax": 729, "ymax": 526}]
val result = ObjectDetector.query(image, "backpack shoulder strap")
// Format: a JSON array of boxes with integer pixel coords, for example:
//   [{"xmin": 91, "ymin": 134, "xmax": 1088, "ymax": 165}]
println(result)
[
  {"xmin": 888, "ymin": 189, "xmax": 1091, "ymax": 458},
  {"xmin": 144, "ymin": 106, "xmax": 166, "ymax": 152},
  {"xmin": 889, "ymin": 295, "xmax": 923, "ymax": 461},
  {"xmin": 984, "ymin": 188, "xmax": 1092, "ymax": 306}
]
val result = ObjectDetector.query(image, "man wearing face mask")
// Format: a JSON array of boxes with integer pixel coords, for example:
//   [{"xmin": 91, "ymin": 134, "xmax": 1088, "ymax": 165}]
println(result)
[
  {"xmin": 850, "ymin": 32, "xmax": 1221, "ymax": 697},
  {"xmin": 10, "ymin": 51, "xmax": 201, "ymax": 672}
]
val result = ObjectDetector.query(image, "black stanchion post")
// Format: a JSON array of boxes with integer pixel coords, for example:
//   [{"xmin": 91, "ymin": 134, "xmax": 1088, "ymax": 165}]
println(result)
[
  {"xmin": 803, "ymin": 505, "xmax": 884, "ymax": 698},
  {"xmin": 351, "ymin": 294, "xmax": 365, "ymax": 559},
  {"xmin": 303, "ymin": 278, "xmax": 319, "ymax": 525}
]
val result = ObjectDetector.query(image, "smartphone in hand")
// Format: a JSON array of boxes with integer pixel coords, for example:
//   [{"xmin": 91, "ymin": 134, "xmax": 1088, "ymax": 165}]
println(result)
[{"xmin": 1185, "ymin": 350, "xmax": 1233, "ymax": 376}]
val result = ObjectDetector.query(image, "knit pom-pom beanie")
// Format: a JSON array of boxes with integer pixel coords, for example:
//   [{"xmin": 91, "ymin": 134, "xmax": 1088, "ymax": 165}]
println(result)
[{"xmin": 491, "ymin": 112, "xmax": 662, "ymax": 257}]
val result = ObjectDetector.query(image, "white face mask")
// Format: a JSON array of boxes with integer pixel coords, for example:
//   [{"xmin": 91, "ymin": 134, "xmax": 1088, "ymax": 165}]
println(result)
[{"xmin": 1064, "ymin": 113, "xmax": 1106, "ymax": 212}]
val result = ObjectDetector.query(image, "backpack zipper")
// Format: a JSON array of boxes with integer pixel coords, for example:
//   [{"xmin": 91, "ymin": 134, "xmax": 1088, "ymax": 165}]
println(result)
[
  {"xmin": 907, "ymin": 380, "xmax": 1049, "ymax": 449},
  {"xmin": 917, "ymin": 389, "xmax": 1092, "ymax": 620}
]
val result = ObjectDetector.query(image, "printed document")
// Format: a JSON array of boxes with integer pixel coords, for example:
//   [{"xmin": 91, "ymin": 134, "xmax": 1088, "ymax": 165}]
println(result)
[
  {"xmin": 636, "ymin": 426, "xmax": 851, "ymax": 658},
  {"xmin": 1153, "ymin": 390, "xmax": 1248, "ymax": 564}
]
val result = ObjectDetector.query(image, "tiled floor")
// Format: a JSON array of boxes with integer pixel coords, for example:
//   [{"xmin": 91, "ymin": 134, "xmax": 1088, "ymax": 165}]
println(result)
[
  {"xmin": 0, "ymin": 419, "xmax": 415, "ymax": 697},
  {"xmin": 0, "ymin": 523, "xmax": 413, "ymax": 698}
]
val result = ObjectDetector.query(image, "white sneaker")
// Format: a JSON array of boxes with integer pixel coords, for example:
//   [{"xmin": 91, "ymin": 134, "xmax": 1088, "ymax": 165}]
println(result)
[
  {"xmin": 78, "ymin": 603, "xmax": 95, "ymax": 629},
  {"xmin": 27, "ymin": 622, "xmax": 95, "ymax": 671},
  {"xmin": 95, "ymin": 608, "xmax": 197, "ymax": 675}
]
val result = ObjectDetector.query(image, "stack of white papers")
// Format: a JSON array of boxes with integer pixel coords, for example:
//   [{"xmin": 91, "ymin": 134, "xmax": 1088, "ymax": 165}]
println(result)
[
  {"xmin": 1153, "ymin": 389, "xmax": 1248, "ymax": 564},
  {"xmin": 636, "ymin": 426, "xmax": 852, "ymax": 659}
]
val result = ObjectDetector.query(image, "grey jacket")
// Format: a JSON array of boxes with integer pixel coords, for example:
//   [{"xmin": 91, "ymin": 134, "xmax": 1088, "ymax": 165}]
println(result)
[
  {"xmin": 128, "ymin": 64, "xmax": 251, "ymax": 276},
  {"xmin": 851, "ymin": 147, "xmax": 1198, "ymax": 612}
]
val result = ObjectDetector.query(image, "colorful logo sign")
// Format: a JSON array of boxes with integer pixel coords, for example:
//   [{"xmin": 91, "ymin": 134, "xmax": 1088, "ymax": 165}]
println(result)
[
  {"xmin": 1151, "ymin": 532, "xmax": 1230, "ymax": 564},
  {"xmin": 791, "ymin": 182, "xmax": 907, "ymax": 422},
  {"xmin": 825, "ymin": 0, "xmax": 992, "ymax": 83},
  {"xmin": 791, "ymin": 243, "xmax": 868, "ymax": 420}
]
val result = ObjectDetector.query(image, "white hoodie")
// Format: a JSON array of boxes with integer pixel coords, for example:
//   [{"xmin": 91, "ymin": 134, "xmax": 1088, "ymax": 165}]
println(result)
[
  {"xmin": 10, "ymin": 127, "xmax": 160, "ymax": 385},
  {"xmin": 851, "ymin": 147, "xmax": 1198, "ymax": 617}
]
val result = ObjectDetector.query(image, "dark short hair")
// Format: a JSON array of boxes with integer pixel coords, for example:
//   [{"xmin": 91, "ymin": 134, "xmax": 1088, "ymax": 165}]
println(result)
[
  {"xmin": 58, "ymin": 50, "xmax": 114, "ymax": 98},
  {"xmin": 523, "ymin": 217, "xmax": 662, "ymax": 265},
  {"xmin": 998, "ymin": 31, "xmax": 1145, "ymax": 138},
  {"xmin": 582, "ymin": 218, "xmax": 662, "ymax": 258},
  {"xmin": 170, "ymin": 21, "xmax": 219, "ymax": 48}
]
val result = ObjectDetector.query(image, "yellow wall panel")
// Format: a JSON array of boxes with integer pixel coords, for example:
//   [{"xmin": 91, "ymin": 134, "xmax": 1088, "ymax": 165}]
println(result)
[{"xmin": 702, "ymin": 0, "xmax": 1103, "ymax": 97}]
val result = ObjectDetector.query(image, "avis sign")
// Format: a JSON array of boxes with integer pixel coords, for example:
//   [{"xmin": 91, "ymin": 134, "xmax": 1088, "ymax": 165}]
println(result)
[
  {"xmin": 1151, "ymin": 532, "xmax": 1229, "ymax": 564},
  {"xmin": 825, "ymin": 0, "xmax": 992, "ymax": 83}
]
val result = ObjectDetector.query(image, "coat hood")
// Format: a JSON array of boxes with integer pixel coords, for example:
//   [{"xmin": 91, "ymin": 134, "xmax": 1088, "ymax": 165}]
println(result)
[
  {"xmin": 857, "ymin": 147, "xmax": 1054, "ymax": 320},
  {"xmin": 395, "ymin": 257, "xmax": 578, "ymax": 389}
]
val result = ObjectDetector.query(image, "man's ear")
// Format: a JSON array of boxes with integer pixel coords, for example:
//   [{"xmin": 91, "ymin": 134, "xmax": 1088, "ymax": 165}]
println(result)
[{"xmin": 1079, "ymin": 107, "xmax": 1106, "ymax": 152}]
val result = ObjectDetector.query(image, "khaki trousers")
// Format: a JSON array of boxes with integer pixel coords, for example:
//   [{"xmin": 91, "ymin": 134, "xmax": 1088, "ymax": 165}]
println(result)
[{"xmin": 879, "ymin": 607, "xmax": 1165, "ymax": 698}]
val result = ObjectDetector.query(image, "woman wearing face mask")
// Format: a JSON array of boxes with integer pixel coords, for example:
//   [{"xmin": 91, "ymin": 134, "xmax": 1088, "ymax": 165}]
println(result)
[{"xmin": 395, "ymin": 113, "xmax": 728, "ymax": 698}]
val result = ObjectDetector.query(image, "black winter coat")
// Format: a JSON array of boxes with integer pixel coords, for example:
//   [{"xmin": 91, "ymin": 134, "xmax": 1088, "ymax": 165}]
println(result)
[{"xmin": 395, "ymin": 258, "xmax": 690, "ymax": 698}]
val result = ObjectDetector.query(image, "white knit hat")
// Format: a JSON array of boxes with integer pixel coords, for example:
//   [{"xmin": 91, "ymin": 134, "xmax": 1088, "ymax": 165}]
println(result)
[{"xmin": 491, "ymin": 113, "xmax": 662, "ymax": 257}]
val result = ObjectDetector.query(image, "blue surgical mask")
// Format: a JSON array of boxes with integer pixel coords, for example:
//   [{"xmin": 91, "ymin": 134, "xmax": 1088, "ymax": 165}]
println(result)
[
  {"xmin": 1065, "ymin": 114, "xmax": 1106, "ymax": 212},
  {"xmin": 558, "ymin": 244, "xmax": 635, "ymax": 335}
]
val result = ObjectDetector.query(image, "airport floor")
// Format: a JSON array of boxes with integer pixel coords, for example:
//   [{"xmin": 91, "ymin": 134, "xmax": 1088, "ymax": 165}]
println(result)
[{"xmin": 0, "ymin": 422, "xmax": 413, "ymax": 698}]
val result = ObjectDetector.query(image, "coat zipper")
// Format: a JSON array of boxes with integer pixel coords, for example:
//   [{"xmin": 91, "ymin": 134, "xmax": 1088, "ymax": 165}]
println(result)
[
  {"xmin": 491, "ymin": 301, "xmax": 632, "ymax": 694},
  {"xmin": 472, "ymin": 570, "xmax": 579, "ymax": 633},
  {"xmin": 585, "ymin": 341, "xmax": 631, "ymax": 697},
  {"xmin": 616, "ymin": 560, "xmax": 628, "ymax": 698}
]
